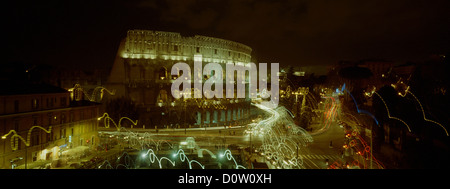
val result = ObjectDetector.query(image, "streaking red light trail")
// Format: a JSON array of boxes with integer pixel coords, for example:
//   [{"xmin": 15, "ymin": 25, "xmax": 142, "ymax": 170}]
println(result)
[
  {"xmin": 405, "ymin": 91, "xmax": 448, "ymax": 136},
  {"xmin": 310, "ymin": 96, "xmax": 338, "ymax": 135}
]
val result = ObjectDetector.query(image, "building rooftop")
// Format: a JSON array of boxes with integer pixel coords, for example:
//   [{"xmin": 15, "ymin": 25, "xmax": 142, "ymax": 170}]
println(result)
[{"xmin": 0, "ymin": 81, "xmax": 67, "ymax": 96}]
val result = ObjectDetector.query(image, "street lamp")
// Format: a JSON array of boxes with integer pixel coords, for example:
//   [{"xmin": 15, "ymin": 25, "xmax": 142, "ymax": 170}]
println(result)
[
  {"xmin": 1, "ymin": 126, "xmax": 52, "ymax": 169},
  {"xmin": 184, "ymin": 97, "xmax": 187, "ymax": 135}
]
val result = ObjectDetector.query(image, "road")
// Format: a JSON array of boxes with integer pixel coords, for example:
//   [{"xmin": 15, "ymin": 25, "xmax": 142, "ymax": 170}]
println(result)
[
  {"xmin": 98, "ymin": 126, "xmax": 251, "ymax": 153},
  {"xmin": 98, "ymin": 113, "xmax": 350, "ymax": 169},
  {"xmin": 301, "ymin": 121, "xmax": 347, "ymax": 169}
]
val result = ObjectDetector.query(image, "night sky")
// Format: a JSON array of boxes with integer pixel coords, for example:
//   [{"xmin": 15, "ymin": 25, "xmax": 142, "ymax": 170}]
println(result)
[{"xmin": 4, "ymin": 0, "xmax": 450, "ymax": 74}]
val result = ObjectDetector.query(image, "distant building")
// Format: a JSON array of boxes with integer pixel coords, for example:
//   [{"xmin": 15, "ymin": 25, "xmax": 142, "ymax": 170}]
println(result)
[
  {"xmin": 327, "ymin": 59, "xmax": 394, "ymax": 93},
  {"xmin": 0, "ymin": 82, "xmax": 99, "ymax": 169},
  {"xmin": 107, "ymin": 30, "xmax": 255, "ymax": 128},
  {"xmin": 38, "ymin": 67, "xmax": 110, "ymax": 102}
]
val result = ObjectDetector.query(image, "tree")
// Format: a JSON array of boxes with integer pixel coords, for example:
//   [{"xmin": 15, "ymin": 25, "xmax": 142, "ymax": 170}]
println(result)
[
  {"xmin": 338, "ymin": 66, "xmax": 373, "ymax": 109},
  {"xmin": 338, "ymin": 66, "xmax": 373, "ymax": 80}
]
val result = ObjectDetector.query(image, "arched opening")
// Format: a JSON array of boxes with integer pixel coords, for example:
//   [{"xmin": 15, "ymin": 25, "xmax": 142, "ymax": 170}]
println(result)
[
  {"xmin": 158, "ymin": 67, "xmax": 167, "ymax": 80},
  {"xmin": 157, "ymin": 89, "xmax": 168, "ymax": 105}
]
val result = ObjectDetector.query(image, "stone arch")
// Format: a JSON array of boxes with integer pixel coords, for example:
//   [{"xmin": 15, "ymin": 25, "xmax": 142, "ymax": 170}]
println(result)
[
  {"xmin": 157, "ymin": 89, "xmax": 169, "ymax": 104},
  {"xmin": 157, "ymin": 66, "xmax": 168, "ymax": 80}
]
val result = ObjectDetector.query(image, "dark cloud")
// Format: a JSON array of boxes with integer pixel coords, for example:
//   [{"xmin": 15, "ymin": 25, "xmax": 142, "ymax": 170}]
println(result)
[
  {"xmin": 139, "ymin": 0, "xmax": 450, "ymax": 66},
  {"xmin": 4, "ymin": 0, "xmax": 450, "ymax": 73}
]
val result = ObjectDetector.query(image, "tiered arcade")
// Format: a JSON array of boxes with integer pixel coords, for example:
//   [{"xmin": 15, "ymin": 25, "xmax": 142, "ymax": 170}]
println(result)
[{"xmin": 107, "ymin": 30, "xmax": 255, "ymax": 128}]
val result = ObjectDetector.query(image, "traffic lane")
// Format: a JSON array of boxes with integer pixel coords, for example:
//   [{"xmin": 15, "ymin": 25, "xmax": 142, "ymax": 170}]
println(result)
[
  {"xmin": 308, "ymin": 122, "xmax": 345, "ymax": 155},
  {"xmin": 299, "ymin": 121, "xmax": 346, "ymax": 169}
]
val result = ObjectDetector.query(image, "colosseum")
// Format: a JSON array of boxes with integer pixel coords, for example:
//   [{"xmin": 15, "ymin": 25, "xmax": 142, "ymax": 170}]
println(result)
[{"xmin": 107, "ymin": 30, "xmax": 257, "ymax": 128}]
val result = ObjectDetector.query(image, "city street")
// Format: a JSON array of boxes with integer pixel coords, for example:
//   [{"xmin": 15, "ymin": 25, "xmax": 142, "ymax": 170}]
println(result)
[
  {"xmin": 302, "ymin": 122, "xmax": 348, "ymax": 169},
  {"xmin": 97, "ymin": 107, "xmax": 351, "ymax": 169},
  {"xmin": 2, "ymin": 0, "xmax": 449, "ymax": 172}
]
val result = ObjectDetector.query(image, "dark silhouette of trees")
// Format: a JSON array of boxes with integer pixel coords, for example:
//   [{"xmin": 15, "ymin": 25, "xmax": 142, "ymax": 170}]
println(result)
[{"xmin": 104, "ymin": 97, "xmax": 139, "ymax": 127}]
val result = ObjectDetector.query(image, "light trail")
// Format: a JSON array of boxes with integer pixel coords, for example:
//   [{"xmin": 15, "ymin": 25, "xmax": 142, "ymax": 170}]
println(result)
[
  {"xmin": 373, "ymin": 92, "xmax": 412, "ymax": 132},
  {"xmin": 98, "ymin": 148, "xmax": 245, "ymax": 169},
  {"xmin": 121, "ymin": 129, "xmax": 175, "ymax": 150},
  {"xmin": 194, "ymin": 99, "xmax": 227, "ymax": 110},
  {"xmin": 345, "ymin": 88, "xmax": 379, "ymax": 125},
  {"xmin": 406, "ymin": 91, "xmax": 448, "ymax": 136},
  {"xmin": 336, "ymin": 118, "xmax": 385, "ymax": 169},
  {"xmin": 69, "ymin": 84, "xmax": 115, "ymax": 102},
  {"xmin": 1, "ymin": 126, "xmax": 52, "ymax": 151},
  {"xmin": 337, "ymin": 83, "xmax": 379, "ymax": 125},
  {"xmin": 99, "ymin": 127, "xmax": 246, "ymax": 169},
  {"xmin": 371, "ymin": 82, "xmax": 448, "ymax": 136},
  {"xmin": 97, "ymin": 113, "xmax": 139, "ymax": 131},
  {"xmin": 142, "ymin": 148, "xmax": 205, "ymax": 169},
  {"xmin": 311, "ymin": 96, "xmax": 337, "ymax": 135},
  {"xmin": 352, "ymin": 134, "xmax": 385, "ymax": 169},
  {"xmin": 250, "ymin": 103, "xmax": 313, "ymax": 169}
]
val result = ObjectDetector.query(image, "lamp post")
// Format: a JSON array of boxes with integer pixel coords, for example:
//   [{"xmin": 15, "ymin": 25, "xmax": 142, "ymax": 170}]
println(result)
[
  {"xmin": 2, "ymin": 126, "xmax": 52, "ymax": 169},
  {"xmin": 298, "ymin": 87, "xmax": 309, "ymax": 116},
  {"xmin": 24, "ymin": 146, "xmax": 27, "ymax": 169},
  {"xmin": 249, "ymin": 132, "xmax": 252, "ymax": 162},
  {"xmin": 184, "ymin": 98, "xmax": 187, "ymax": 135},
  {"xmin": 370, "ymin": 122, "xmax": 373, "ymax": 169},
  {"xmin": 291, "ymin": 87, "xmax": 309, "ymax": 116}
]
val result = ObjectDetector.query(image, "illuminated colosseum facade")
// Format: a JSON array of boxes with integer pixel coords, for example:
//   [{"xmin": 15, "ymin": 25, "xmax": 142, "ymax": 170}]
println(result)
[{"xmin": 107, "ymin": 30, "xmax": 255, "ymax": 128}]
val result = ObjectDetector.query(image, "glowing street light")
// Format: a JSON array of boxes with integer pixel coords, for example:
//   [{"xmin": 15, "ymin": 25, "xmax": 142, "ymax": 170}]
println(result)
[
  {"xmin": 2, "ymin": 126, "xmax": 52, "ymax": 151},
  {"xmin": 97, "ymin": 112, "xmax": 139, "ymax": 131}
]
